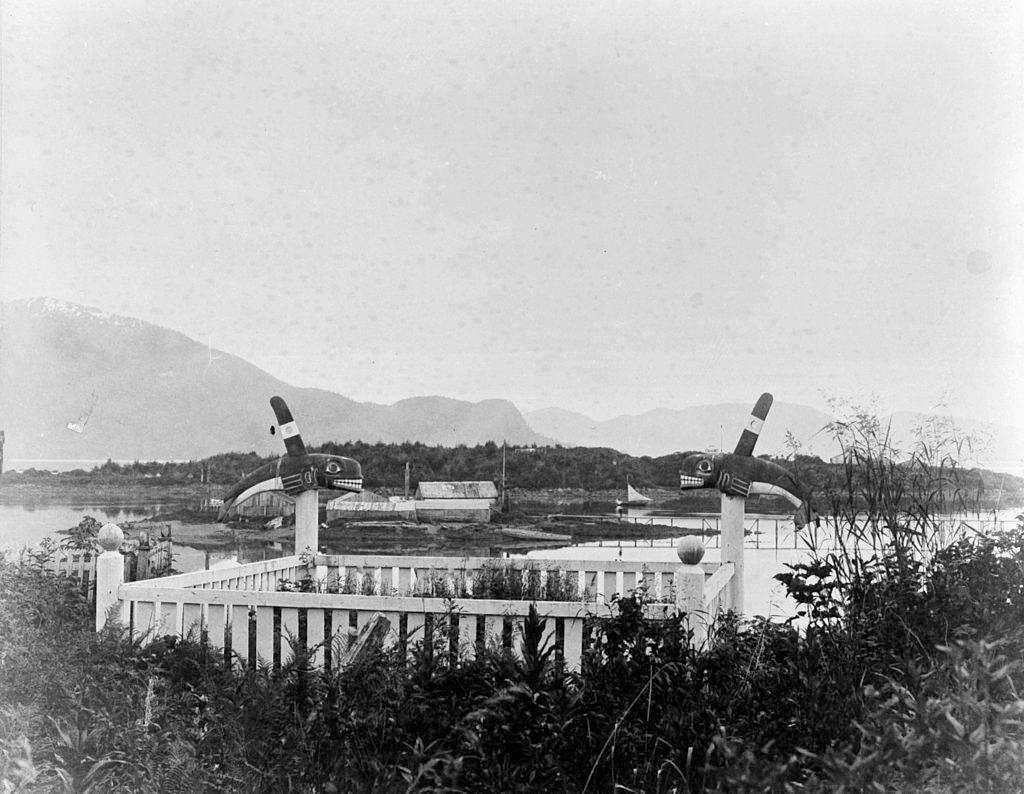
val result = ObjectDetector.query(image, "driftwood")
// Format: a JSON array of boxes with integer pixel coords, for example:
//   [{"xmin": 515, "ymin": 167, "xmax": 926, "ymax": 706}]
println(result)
[{"xmin": 338, "ymin": 612, "xmax": 391, "ymax": 667}]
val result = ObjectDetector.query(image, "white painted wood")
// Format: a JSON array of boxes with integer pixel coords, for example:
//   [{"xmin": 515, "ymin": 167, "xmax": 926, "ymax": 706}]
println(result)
[
  {"xmin": 306, "ymin": 608, "xmax": 326, "ymax": 668},
  {"xmin": 294, "ymin": 490, "xmax": 319, "ymax": 555},
  {"xmin": 255, "ymin": 605, "xmax": 275, "ymax": 667},
  {"xmin": 721, "ymin": 494, "xmax": 745, "ymax": 613},
  {"xmin": 280, "ymin": 607, "xmax": 301, "ymax": 663}
]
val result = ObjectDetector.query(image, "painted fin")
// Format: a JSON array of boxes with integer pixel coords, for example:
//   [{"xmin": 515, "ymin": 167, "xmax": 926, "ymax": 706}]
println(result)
[
  {"xmin": 733, "ymin": 392, "xmax": 773, "ymax": 457},
  {"xmin": 270, "ymin": 396, "xmax": 306, "ymax": 457}
]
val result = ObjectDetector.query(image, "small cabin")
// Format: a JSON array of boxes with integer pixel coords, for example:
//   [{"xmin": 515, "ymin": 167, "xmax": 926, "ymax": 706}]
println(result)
[{"xmin": 413, "ymin": 481, "xmax": 498, "ymax": 522}]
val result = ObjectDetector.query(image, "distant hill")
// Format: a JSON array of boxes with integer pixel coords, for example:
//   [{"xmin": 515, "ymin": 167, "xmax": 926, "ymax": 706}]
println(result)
[
  {"xmin": 526, "ymin": 403, "xmax": 837, "ymax": 458},
  {"xmin": 2, "ymin": 298, "xmax": 1020, "ymax": 475},
  {"xmin": 525, "ymin": 404, "xmax": 1024, "ymax": 474},
  {"xmin": 0, "ymin": 298, "xmax": 551, "ymax": 461}
]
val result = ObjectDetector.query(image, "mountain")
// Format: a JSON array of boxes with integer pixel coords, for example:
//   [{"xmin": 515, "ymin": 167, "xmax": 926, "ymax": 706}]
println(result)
[
  {"xmin": 0, "ymin": 298, "xmax": 550, "ymax": 462},
  {"xmin": 526, "ymin": 404, "xmax": 1024, "ymax": 473},
  {"xmin": 526, "ymin": 403, "xmax": 837, "ymax": 458}
]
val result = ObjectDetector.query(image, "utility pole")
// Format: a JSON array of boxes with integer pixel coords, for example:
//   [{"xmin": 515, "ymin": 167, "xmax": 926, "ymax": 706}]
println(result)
[
  {"xmin": 501, "ymin": 442, "xmax": 509, "ymax": 513},
  {"xmin": 404, "ymin": 461, "xmax": 411, "ymax": 498}
]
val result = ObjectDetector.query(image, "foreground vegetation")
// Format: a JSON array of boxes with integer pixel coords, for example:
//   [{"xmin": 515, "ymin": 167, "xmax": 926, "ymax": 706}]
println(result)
[
  {"xmin": 2, "ymin": 519, "xmax": 1024, "ymax": 793},
  {"xmin": 2, "ymin": 409, "xmax": 1023, "ymax": 791}
]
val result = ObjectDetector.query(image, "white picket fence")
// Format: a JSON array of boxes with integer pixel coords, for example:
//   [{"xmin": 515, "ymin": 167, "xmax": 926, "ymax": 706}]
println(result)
[
  {"xmin": 106, "ymin": 553, "xmax": 732, "ymax": 673},
  {"xmin": 45, "ymin": 537, "xmax": 173, "ymax": 599}
]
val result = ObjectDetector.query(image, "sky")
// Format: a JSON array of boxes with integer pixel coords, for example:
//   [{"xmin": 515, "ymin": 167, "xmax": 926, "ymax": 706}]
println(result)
[{"xmin": 2, "ymin": 1, "xmax": 1022, "ymax": 428}]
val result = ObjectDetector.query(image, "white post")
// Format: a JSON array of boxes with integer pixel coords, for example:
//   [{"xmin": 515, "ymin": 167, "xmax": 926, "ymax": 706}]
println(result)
[
  {"xmin": 295, "ymin": 489, "xmax": 319, "ymax": 556},
  {"xmin": 95, "ymin": 523, "xmax": 125, "ymax": 631},
  {"xmin": 674, "ymin": 536, "xmax": 708, "ymax": 647},
  {"xmin": 720, "ymin": 494, "xmax": 745, "ymax": 614}
]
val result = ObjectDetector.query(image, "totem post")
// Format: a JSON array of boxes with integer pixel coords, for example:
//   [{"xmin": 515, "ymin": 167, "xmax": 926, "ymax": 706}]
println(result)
[
  {"xmin": 294, "ymin": 490, "xmax": 319, "ymax": 556},
  {"xmin": 720, "ymin": 493, "xmax": 745, "ymax": 614}
]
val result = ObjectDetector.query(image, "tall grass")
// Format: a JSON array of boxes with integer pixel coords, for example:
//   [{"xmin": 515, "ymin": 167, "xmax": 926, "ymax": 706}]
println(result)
[{"xmin": 3, "ymin": 404, "xmax": 1022, "ymax": 791}]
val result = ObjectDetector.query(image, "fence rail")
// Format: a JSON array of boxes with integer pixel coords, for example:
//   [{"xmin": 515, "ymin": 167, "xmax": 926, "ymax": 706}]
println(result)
[
  {"xmin": 45, "ymin": 537, "xmax": 173, "ymax": 600},
  {"xmin": 114, "ymin": 553, "xmax": 730, "ymax": 672}
]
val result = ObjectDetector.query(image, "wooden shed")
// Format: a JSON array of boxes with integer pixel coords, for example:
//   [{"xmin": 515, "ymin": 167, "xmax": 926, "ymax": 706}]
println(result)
[{"xmin": 413, "ymin": 481, "xmax": 498, "ymax": 522}]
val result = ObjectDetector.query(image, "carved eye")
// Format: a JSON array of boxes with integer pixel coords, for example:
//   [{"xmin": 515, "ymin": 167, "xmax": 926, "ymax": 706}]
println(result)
[
  {"xmin": 697, "ymin": 459, "xmax": 713, "ymax": 474},
  {"xmin": 325, "ymin": 461, "xmax": 341, "ymax": 475}
]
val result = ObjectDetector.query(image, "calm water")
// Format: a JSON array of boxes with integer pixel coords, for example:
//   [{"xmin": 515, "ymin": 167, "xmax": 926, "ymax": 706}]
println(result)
[{"xmin": 0, "ymin": 498, "xmax": 288, "ymax": 573}]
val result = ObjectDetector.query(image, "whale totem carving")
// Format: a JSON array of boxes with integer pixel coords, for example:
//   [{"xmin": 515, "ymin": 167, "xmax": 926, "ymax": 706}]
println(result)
[
  {"xmin": 218, "ymin": 396, "xmax": 362, "ymax": 520},
  {"xmin": 678, "ymin": 393, "xmax": 820, "ymax": 528}
]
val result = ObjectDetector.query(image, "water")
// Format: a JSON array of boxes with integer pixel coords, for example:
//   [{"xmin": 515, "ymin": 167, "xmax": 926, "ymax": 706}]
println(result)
[{"xmin": 0, "ymin": 498, "xmax": 289, "ymax": 573}]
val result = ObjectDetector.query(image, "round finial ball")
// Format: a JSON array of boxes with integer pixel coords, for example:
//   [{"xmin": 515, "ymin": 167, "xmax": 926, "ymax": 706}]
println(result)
[
  {"xmin": 97, "ymin": 523, "xmax": 124, "ymax": 552},
  {"xmin": 676, "ymin": 535, "xmax": 706, "ymax": 565}
]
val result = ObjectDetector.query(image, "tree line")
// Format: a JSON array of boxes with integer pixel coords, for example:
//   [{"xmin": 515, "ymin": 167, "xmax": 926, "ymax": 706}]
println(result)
[{"xmin": 3, "ymin": 440, "xmax": 1021, "ymax": 508}]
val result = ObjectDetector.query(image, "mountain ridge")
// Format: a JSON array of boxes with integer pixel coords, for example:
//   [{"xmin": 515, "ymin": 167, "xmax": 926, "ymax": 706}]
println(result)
[
  {"xmin": 0, "ymin": 298, "xmax": 551, "ymax": 460},
  {"xmin": 2, "ymin": 298, "xmax": 1020, "ymax": 475}
]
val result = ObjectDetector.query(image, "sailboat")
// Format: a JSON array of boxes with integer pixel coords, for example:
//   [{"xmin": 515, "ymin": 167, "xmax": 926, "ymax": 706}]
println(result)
[{"xmin": 616, "ymin": 479, "xmax": 651, "ymax": 508}]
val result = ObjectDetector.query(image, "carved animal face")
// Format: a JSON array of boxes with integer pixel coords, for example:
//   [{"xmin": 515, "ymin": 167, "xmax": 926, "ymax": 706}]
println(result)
[
  {"xmin": 309, "ymin": 454, "xmax": 362, "ymax": 492},
  {"xmin": 679, "ymin": 453, "xmax": 718, "ymax": 489}
]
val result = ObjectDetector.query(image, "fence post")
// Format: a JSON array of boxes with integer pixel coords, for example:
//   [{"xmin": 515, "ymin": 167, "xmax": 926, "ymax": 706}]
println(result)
[
  {"xmin": 674, "ymin": 536, "xmax": 707, "ymax": 647},
  {"xmin": 95, "ymin": 523, "xmax": 125, "ymax": 631},
  {"xmin": 721, "ymin": 494, "xmax": 745, "ymax": 614},
  {"xmin": 135, "ymin": 531, "xmax": 151, "ymax": 581},
  {"xmin": 295, "ymin": 489, "xmax": 319, "ymax": 555}
]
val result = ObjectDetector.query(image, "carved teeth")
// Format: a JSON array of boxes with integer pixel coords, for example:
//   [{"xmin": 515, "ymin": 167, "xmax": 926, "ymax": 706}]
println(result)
[
  {"xmin": 679, "ymin": 475, "xmax": 704, "ymax": 489},
  {"xmin": 331, "ymin": 478, "xmax": 363, "ymax": 491}
]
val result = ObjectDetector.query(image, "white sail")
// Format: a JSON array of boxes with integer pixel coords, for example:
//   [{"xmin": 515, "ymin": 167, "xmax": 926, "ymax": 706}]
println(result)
[{"xmin": 625, "ymin": 483, "xmax": 651, "ymax": 503}]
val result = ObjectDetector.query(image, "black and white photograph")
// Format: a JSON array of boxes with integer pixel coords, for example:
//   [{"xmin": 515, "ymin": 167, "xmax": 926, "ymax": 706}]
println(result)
[{"xmin": 1, "ymin": 2, "xmax": 1022, "ymax": 791}]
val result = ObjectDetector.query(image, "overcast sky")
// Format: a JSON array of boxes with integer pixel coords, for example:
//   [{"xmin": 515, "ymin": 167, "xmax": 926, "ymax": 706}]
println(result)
[{"xmin": 2, "ymin": 1, "xmax": 1021, "ymax": 429}]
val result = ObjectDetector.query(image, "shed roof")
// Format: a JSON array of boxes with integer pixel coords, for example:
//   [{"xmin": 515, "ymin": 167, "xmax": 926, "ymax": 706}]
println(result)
[{"xmin": 416, "ymin": 481, "xmax": 498, "ymax": 500}]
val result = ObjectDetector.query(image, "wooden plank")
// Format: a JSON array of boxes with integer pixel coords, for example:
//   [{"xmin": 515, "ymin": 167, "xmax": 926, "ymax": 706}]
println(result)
[
  {"xmin": 329, "ymin": 609, "xmax": 349, "ymax": 655},
  {"xmin": 458, "ymin": 614, "xmax": 478, "ymax": 661},
  {"xmin": 230, "ymin": 605, "xmax": 251, "ymax": 669},
  {"xmin": 306, "ymin": 608, "xmax": 326, "ymax": 669},
  {"xmin": 564, "ymin": 617, "xmax": 585, "ymax": 673},
  {"xmin": 483, "ymin": 615, "xmax": 502, "ymax": 650},
  {"xmin": 405, "ymin": 612, "xmax": 426, "ymax": 653},
  {"xmin": 604, "ymin": 571, "xmax": 617, "ymax": 601},
  {"xmin": 160, "ymin": 602, "xmax": 179, "ymax": 636},
  {"xmin": 338, "ymin": 613, "xmax": 391, "ymax": 667},
  {"xmin": 280, "ymin": 607, "xmax": 301, "ymax": 665},
  {"xmin": 134, "ymin": 600, "xmax": 156, "ymax": 639},
  {"xmin": 379, "ymin": 566, "xmax": 395, "ymax": 594},
  {"xmin": 255, "ymin": 606, "xmax": 275, "ymax": 668},
  {"xmin": 509, "ymin": 616, "xmax": 525, "ymax": 658},
  {"xmin": 703, "ymin": 563, "xmax": 735, "ymax": 608},
  {"xmin": 380, "ymin": 611, "xmax": 400, "ymax": 651},
  {"xmin": 317, "ymin": 554, "xmax": 681, "ymax": 575},
  {"xmin": 181, "ymin": 602, "xmax": 203, "ymax": 639},
  {"xmin": 207, "ymin": 604, "xmax": 228, "ymax": 651},
  {"xmin": 540, "ymin": 615, "xmax": 557, "ymax": 661}
]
